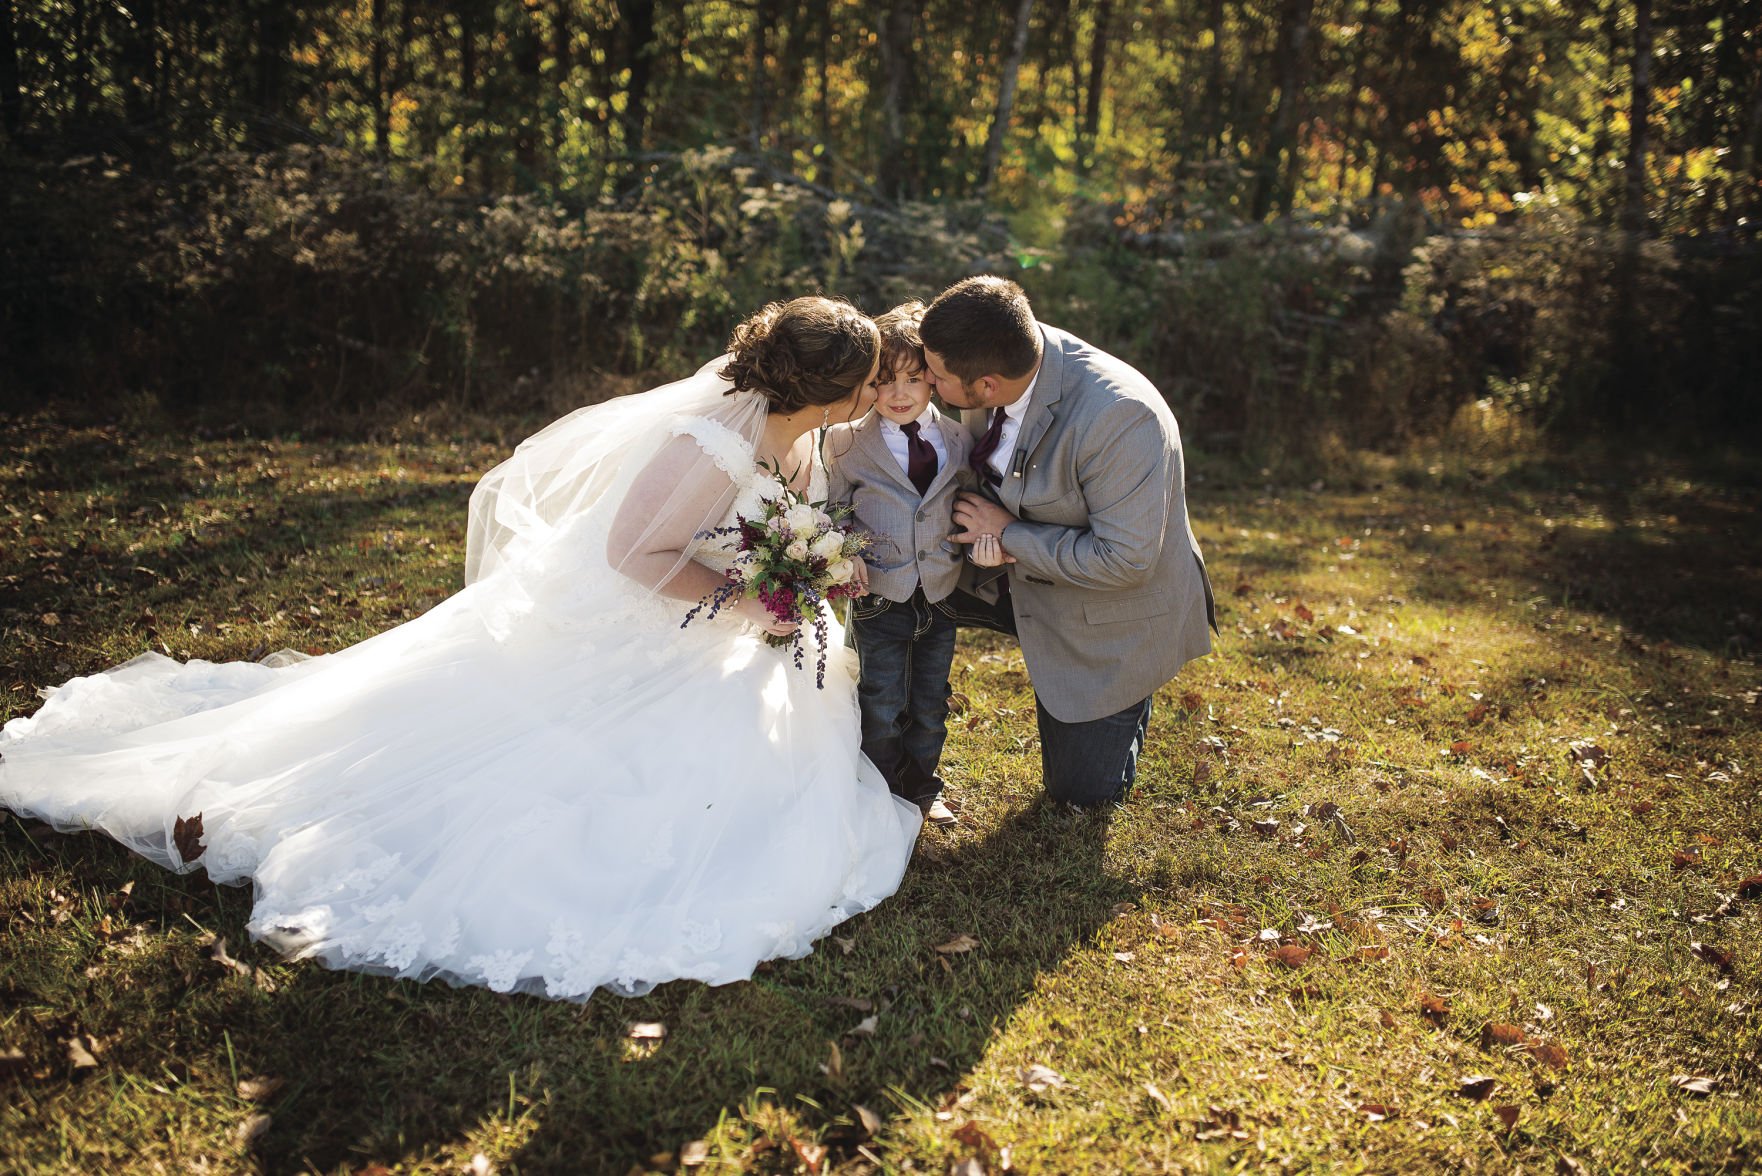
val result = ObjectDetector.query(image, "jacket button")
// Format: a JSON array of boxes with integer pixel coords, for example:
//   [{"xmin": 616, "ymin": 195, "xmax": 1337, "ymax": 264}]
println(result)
[
  {"xmin": 916, "ymin": 511, "xmax": 926, "ymax": 521},
  {"xmin": 917, "ymin": 551, "xmax": 928, "ymax": 560}
]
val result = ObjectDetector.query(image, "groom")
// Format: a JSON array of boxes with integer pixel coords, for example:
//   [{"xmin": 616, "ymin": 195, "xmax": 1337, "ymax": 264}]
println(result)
[{"xmin": 920, "ymin": 276, "xmax": 1215, "ymax": 808}]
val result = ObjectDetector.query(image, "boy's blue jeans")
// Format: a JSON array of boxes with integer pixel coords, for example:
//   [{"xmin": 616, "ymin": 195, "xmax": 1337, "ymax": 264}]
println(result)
[{"xmin": 850, "ymin": 588, "xmax": 958, "ymax": 809}]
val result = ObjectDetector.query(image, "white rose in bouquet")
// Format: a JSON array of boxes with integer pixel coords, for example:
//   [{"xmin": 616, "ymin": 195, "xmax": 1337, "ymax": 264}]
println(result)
[
  {"xmin": 785, "ymin": 538, "xmax": 810, "ymax": 561},
  {"xmin": 784, "ymin": 503, "xmax": 819, "ymax": 534},
  {"xmin": 810, "ymin": 532, "xmax": 846, "ymax": 561},
  {"xmin": 826, "ymin": 559, "xmax": 855, "ymax": 584},
  {"xmin": 752, "ymin": 474, "xmax": 787, "ymax": 501}
]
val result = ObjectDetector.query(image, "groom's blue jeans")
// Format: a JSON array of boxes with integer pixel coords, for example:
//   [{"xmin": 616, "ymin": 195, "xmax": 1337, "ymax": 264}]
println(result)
[
  {"xmin": 943, "ymin": 588, "xmax": 1153, "ymax": 808},
  {"xmin": 850, "ymin": 587, "xmax": 959, "ymax": 809}
]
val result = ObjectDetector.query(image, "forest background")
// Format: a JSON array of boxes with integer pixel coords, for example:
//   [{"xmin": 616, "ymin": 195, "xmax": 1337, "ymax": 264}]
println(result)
[{"xmin": 0, "ymin": 0, "xmax": 1759, "ymax": 456}]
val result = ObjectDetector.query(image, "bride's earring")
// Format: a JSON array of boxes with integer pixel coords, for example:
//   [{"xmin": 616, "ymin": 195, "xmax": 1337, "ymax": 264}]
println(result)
[{"xmin": 821, "ymin": 406, "xmax": 831, "ymax": 429}]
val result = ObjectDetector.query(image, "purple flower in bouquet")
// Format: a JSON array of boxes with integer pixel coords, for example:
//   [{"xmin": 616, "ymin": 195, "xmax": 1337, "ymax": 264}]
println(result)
[{"xmin": 682, "ymin": 460, "xmax": 870, "ymax": 687}]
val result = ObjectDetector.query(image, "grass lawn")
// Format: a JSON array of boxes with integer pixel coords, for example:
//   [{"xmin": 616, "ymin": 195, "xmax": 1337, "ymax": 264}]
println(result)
[{"xmin": 2, "ymin": 413, "xmax": 1759, "ymax": 1174}]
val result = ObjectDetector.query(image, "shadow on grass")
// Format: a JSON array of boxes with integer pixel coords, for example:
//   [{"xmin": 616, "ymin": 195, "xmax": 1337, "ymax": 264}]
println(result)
[{"xmin": 1, "ymin": 801, "xmax": 1123, "ymax": 1174}]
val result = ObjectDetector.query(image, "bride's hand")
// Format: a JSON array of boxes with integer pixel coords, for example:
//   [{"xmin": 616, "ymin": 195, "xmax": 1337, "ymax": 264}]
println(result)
[{"xmin": 733, "ymin": 596, "xmax": 801, "ymax": 637}]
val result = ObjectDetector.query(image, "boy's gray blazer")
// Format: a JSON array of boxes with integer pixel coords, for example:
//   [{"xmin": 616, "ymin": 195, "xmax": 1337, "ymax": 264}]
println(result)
[
  {"xmin": 959, "ymin": 324, "xmax": 1216, "ymax": 723},
  {"xmin": 825, "ymin": 408, "xmax": 973, "ymax": 604}
]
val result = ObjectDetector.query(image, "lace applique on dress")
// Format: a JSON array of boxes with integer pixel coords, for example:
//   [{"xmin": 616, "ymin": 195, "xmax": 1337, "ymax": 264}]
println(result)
[
  {"xmin": 469, "ymin": 949, "xmax": 532, "ymax": 993},
  {"xmin": 670, "ymin": 416, "xmax": 754, "ymax": 481}
]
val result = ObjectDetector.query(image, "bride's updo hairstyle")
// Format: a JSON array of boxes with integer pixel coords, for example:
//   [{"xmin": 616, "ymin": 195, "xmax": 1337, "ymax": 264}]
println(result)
[{"xmin": 721, "ymin": 296, "xmax": 880, "ymax": 413}]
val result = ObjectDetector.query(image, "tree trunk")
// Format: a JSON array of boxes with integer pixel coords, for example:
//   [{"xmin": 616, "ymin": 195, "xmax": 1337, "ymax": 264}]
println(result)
[
  {"xmin": 1079, "ymin": 0, "xmax": 1111, "ymax": 172},
  {"xmin": 117, "ymin": 0, "xmax": 156, "ymax": 128},
  {"xmin": 878, "ymin": 0, "xmax": 916, "ymax": 197},
  {"xmin": 1251, "ymin": 0, "xmax": 1315, "ymax": 219},
  {"xmin": 817, "ymin": 1, "xmax": 832, "ymax": 150},
  {"xmin": 980, "ymin": 0, "xmax": 1035, "ymax": 193},
  {"xmin": 254, "ymin": 0, "xmax": 291, "ymax": 119},
  {"xmin": 0, "ymin": 0, "xmax": 19, "ymax": 140},
  {"xmin": 1204, "ymin": 0, "xmax": 1228, "ymax": 156},
  {"xmin": 1621, "ymin": 0, "xmax": 1652, "ymax": 233},
  {"xmin": 551, "ymin": 0, "xmax": 570, "ymax": 154},
  {"xmin": 748, "ymin": 0, "xmax": 781, "ymax": 151},
  {"xmin": 1333, "ymin": 0, "xmax": 1370, "ymax": 198},
  {"xmin": 512, "ymin": 3, "xmax": 543, "ymax": 180},
  {"xmin": 371, "ymin": 0, "xmax": 391, "ymax": 159},
  {"xmin": 618, "ymin": 0, "xmax": 657, "ymax": 151}
]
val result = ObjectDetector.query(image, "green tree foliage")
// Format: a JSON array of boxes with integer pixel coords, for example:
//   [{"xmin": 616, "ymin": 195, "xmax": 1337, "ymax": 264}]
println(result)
[{"xmin": 5, "ymin": 0, "xmax": 1757, "ymax": 231}]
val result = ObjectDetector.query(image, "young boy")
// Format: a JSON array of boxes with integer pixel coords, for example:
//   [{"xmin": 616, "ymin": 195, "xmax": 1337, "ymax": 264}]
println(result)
[{"xmin": 826, "ymin": 302, "xmax": 995, "ymax": 827}]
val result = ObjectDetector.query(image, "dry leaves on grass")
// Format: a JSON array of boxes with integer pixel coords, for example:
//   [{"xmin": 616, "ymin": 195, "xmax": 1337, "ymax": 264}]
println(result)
[
  {"xmin": 1020, "ymin": 1064, "xmax": 1068, "ymax": 1094},
  {"xmin": 1670, "ymin": 1074, "xmax": 1718, "ymax": 1096},
  {"xmin": 237, "ymin": 1075, "xmax": 284, "ymax": 1102},
  {"xmin": 1691, "ymin": 941, "xmax": 1734, "ymax": 972},
  {"xmin": 935, "ymin": 933, "xmax": 980, "ymax": 955},
  {"xmin": 233, "ymin": 1112, "xmax": 272, "ymax": 1148},
  {"xmin": 1269, "ymin": 944, "xmax": 1314, "ymax": 968},
  {"xmin": 1419, "ymin": 993, "xmax": 1451, "ymax": 1026},
  {"xmin": 1482, "ymin": 1022, "xmax": 1527, "ymax": 1049},
  {"xmin": 1458, "ymin": 1075, "xmax": 1497, "ymax": 1100},
  {"xmin": 173, "ymin": 812, "xmax": 205, "ymax": 863}
]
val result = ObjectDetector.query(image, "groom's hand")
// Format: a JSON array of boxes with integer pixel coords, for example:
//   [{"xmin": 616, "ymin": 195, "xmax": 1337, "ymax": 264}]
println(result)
[{"xmin": 951, "ymin": 492, "xmax": 1019, "ymax": 557}]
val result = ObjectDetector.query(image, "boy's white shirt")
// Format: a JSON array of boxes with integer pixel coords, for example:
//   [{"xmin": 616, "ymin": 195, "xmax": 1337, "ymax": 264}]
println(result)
[{"xmin": 877, "ymin": 404, "xmax": 949, "ymax": 478}]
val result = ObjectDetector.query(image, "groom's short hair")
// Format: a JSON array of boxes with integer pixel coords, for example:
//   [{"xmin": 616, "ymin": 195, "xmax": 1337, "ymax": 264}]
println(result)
[{"xmin": 920, "ymin": 277, "xmax": 1040, "ymax": 383}]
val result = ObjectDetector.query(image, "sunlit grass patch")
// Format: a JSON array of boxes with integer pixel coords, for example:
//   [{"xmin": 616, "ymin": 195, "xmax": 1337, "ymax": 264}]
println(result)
[{"xmin": 2, "ymin": 419, "xmax": 1758, "ymax": 1174}]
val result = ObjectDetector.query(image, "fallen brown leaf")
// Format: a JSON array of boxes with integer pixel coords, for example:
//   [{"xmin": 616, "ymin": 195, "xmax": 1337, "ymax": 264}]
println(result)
[
  {"xmin": 935, "ymin": 933, "xmax": 980, "ymax": 955},
  {"xmin": 1691, "ymin": 941, "xmax": 1734, "ymax": 972},
  {"xmin": 1670, "ymin": 1074, "xmax": 1717, "ymax": 1096},
  {"xmin": 1420, "ymin": 993, "xmax": 1450, "ymax": 1026},
  {"xmin": 1735, "ymin": 874, "xmax": 1762, "ymax": 900},
  {"xmin": 1527, "ymin": 1041, "xmax": 1569, "ymax": 1070},
  {"xmin": 1492, "ymin": 1105, "xmax": 1520, "ymax": 1130},
  {"xmin": 173, "ymin": 813, "xmax": 205, "ymax": 864},
  {"xmin": 679, "ymin": 1139, "xmax": 710, "ymax": 1166},
  {"xmin": 1269, "ymin": 944, "xmax": 1313, "ymax": 968},
  {"xmin": 1482, "ymin": 1022, "xmax": 1528, "ymax": 1049},
  {"xmin": 233, "ymin": 1112, "xmax": 272, "ymax": 1148},
  {"xmin": 851, "ymin": 1104, "xmax": 882, "ymax": 1138},
  {"xmin": 953, "ymin": 1121, "xmax": 998, "ymax": 1153},
  {"xmin": 236, "ymin": 1075, "xmax": 284, "ymax": 1102},
  {"xmin": 1358, "ymin": 1102, "xmax": 1395, "ymax": 1121},
  {"xmin": 1458, "ymin": 1074, "xmax": 1497, "ymax": 1100}
]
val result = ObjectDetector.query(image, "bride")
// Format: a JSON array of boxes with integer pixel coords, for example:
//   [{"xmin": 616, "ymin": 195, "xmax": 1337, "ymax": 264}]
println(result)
[{"xmin": 0, "ymin": 296, "xmax": 922, "ymax": 1000}]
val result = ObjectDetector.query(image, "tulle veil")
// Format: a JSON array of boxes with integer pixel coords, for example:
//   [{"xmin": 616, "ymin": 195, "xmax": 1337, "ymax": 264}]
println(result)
[{"xmin": 465, "ymin": 353, "xmax": 771, "ymax": 606}]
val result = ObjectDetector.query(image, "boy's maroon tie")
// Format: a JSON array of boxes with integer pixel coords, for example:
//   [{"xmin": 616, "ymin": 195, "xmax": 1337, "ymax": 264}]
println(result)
[{"xmin": 900, "ymin": 420, "xmax": 937, "ymax": 496}]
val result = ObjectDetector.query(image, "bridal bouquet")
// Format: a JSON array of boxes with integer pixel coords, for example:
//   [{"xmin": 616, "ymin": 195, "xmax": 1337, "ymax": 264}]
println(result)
[{"xmin": 682, "ymin": 460, "xmax": 870, "ymax": 687}]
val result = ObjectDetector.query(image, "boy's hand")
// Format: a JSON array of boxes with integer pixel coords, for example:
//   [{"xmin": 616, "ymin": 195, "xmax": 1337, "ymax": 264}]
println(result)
[
  {"xmin": 969, "ymin": 533, "xmax": 1015, "ymax": 567},
  {"xmin": 849, "ymin": 555, "xmax": 870, "ymax": 593}
]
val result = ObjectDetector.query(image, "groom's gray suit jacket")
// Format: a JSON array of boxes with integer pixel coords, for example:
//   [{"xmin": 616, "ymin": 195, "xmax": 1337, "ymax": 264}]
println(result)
[{"xmin": 959, "ymin": 324, "xmax": 1215, "ymax": 723}]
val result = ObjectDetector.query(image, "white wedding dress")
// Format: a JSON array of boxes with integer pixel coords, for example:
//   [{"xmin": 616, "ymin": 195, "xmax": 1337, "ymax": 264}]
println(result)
[{"xmin": 0, "ymin": 361, "xmax": 921, "ymax": 1000}]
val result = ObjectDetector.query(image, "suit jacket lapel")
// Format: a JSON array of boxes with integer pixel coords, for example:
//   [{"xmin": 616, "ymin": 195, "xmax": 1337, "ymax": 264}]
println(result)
[
  {"xmin": 857, "ymin": 411, "xmax": 916, "ymax": 494},
  {"xmin": 999, "ymin": 327, "xmax": 1066, "ymax": 515}
]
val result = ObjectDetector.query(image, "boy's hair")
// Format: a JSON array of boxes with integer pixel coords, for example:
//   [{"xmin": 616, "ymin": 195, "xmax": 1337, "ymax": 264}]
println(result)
[{"xmin": 873, "ymin": 300, "xmax": 927, "ymax": 385}]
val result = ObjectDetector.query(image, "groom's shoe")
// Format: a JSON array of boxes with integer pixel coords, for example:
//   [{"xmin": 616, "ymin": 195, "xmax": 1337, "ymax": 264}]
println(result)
[{"xmin": 923, "ymin": 798, "xmax": 960, "ymax": 828}]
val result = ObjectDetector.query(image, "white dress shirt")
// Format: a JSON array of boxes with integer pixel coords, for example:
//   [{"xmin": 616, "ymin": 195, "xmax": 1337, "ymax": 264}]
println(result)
[
  {"xmin": 983, "ymin": 366, "xmax": 1041, "ymax": 481},
  {"xmin": 880, "ymin": 406, "xmax": 949, "ymax": 480}
]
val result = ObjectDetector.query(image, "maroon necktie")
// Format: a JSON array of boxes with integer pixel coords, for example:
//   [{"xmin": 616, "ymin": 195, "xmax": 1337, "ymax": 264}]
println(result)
[
  {"xmin": 900, "ymin": 420, "xmax": 937, "ymax": 496},
  {"xmin": 967, "ymin": 408, "xmax": 1006, "ymax": 488}
]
